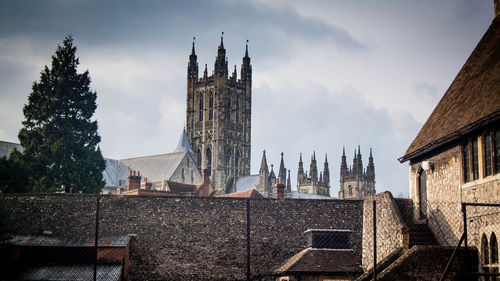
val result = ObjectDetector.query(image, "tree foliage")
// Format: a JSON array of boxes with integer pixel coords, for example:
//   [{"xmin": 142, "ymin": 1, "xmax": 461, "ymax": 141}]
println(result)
[{"xmin": 17, "ymin": 36, "xmax": 105, "ymax": 193}]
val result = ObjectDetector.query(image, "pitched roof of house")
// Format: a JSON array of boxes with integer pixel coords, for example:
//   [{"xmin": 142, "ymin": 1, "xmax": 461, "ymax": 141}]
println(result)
[
  {"xmin": 275, "ymin": 248, "xmax": 362, "ymax": 275},
  {"xmin": 218, "ymin": 189, "xmax": 264, "ymax": 198},
  {"xmin": 400, "ymin": 18, "xmax": 500, "ymax": 162},
  {"xmin": 165, "ymin": 181, "xmax": 198, "ymax": 193}
]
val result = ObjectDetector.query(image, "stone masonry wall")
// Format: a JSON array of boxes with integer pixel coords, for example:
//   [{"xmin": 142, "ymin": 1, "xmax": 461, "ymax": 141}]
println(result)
[
  {"xmin": 409, "ymin": 144, "xmax": 500, "ymax": 251},
  {"xmin": 362, "ymin": 192, "xmax": 405, "ymax": 271},
  {"xmin": 0, "ymin": 194, "xmax": 363, "ymax": 280}
]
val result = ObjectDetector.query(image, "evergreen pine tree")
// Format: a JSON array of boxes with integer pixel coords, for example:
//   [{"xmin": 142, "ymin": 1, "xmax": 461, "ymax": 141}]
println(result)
[{"xmin": 18, "ymin": 36, "xmax": 105, "ymax": 193}]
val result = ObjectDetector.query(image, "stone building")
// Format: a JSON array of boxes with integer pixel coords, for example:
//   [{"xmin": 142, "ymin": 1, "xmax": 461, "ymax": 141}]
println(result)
[
  {"xmin": 296, "ymin": 152, "xmax": 331, "ymax": 196},
  {"xmin": 358, "ymin": 5, "xmax": 500, "ymax": 279},
  {"xmin": 185, "ymin": 35, "xmax": 252, "ymax": 192},
  {"xmin": 398, "ymin": 3, "xmax": 500, "ymax": 255},
  {"xmin": 102, "ymin": 129, "xmax": 202, "ymax": 193},
  {"xmin": 338, "ymin": 147, "xmax": 375, "ymax": 200}
]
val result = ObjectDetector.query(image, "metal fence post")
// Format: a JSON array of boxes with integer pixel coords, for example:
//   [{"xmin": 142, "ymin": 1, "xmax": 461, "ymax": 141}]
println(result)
[
  {"xmin": 94, "ymin": 195, "xmax": 101, "ymax": 281},
  {"xmin": 246, "ymin": 198, "xmax": 251, "ymax": 281},
  {"xmin": 373, "ymin": 200, "xmax": 377, "ymax": 281}
]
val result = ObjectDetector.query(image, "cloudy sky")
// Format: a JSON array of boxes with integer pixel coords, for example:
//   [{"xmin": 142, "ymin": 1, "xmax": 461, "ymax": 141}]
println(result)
[{"xmin": 0, "ymin": 0, "xmax": 495, "ymax": 197}]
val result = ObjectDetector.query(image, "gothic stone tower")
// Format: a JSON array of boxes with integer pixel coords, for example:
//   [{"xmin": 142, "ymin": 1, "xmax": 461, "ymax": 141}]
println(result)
[
  {"xmin": 296, "ymin": 152, "xmax": 331, "ymax": 196},
  {"xmin": 186, "ymin": 35, "xmax": 252, "ymax": 191},
  {"xmin": 339, "ymin": 146, "xmax": 376, "ymax": 199}
]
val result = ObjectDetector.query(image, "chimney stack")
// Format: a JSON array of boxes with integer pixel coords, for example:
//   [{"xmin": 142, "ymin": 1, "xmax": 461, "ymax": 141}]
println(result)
[
  {"xmin": 127, "ymin": 170, "xmax": 141, "ymax": 191},
  {"xmin": 140, "ymin": 177, "xmax": 152, "ymax": 190},
  {"xmin": 274, "ymin": 180, "xmax": 285, "ymax": 199}
]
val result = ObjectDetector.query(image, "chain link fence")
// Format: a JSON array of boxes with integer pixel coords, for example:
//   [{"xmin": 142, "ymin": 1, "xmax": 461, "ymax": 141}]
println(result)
[{"xmin": 0, "ymin": 195, "xmax": 364, "ymax": 281}]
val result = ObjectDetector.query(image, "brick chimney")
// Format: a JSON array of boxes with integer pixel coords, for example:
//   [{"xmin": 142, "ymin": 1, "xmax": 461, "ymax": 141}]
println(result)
[
  {"xmin": 140, "ymin": 177, "xmax": 152, "ymax": 190},
  {"xmin": 127, "ymin": 171, "xmax": 141, "ymax": 191},
  {"xmin": 274, "ymin": 178, "xmax": 285, "ymax": 199},
  {"xmin": 200, "ymin": 169, "xmax": 210, "ymax": 196}
]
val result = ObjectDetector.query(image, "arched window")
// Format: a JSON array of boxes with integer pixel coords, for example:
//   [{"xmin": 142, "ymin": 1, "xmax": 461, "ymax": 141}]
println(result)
[
  {"xmin": 491, "ymin": 233, "xmax": 498, "ymax": 264},
  {"xmin": 418, "ymin": 169, "xmax": 427, "ymax": 219},
  {"xmin": 482, "ymin": 234, "xmax": 489, "ymax": 265},
  {"xmin": 235, "ymin": 151, "xmax": 240, "ymax": 177},
  {"xmin": 181, "ymin": 168, "xmax": 185, "ymax": 181},
  {"xmin": 209, "ymin": 93, "xmax": 214, "ymax": 121},
  {"xmin": 348, "ymin": 185, "xmax": 352, "ymax": 196},
  {"xmin": 206, "ymin": 148, "xmax": 212, "ymax": 174},
  {"xmin": 196, "ymin": 149, "xmax": 202, "ymax": 171},
  {"xmin": 198, "ymin": 94, "xmax": 204, "ymax": 122},
  {"xmin": 191, "ymin": 170, "xmax": 194, "ymax": 183}
]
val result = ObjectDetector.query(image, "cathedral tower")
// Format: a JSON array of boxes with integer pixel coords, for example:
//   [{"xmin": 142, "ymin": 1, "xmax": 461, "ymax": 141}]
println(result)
[
  {"xmin": 339, "ymin": 146, "xmax": 376, "ymax": 199},
  {"xmin": 186, "ymin": 35, "xmax": 252, "ymax": 191}
]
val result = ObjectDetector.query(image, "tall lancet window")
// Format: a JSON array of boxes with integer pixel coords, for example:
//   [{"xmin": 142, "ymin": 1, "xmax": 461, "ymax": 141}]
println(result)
[
  {"xmin": 198, "ymin": 94, "xmax": 204, "ymax": 122},
  {"xmin": 206, "ymin": 148, "xmax": 212, "ymax": 174},
  {"xmin": 209, "ymin": 93, "xmax": 214, "ymax": 120}
]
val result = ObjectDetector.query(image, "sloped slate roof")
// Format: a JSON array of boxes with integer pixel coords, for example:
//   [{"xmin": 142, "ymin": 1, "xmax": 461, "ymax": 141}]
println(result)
[
  {"xmin": 6, "ymin": 235, "xmax": 131, "ymax": 247},
  {"xmin": 103, "ymin": 158, "xmax": 131, "ymax": 187},
  {"xmin": 236, "ymin": 175, "xmax": 260, "ymax": 191},
  {"xmin": 401, "ymin": 18, "xmax": 500, "ymax": 162},
  {"xmin": 119, "ymin": 151, "xmax": 187, "ymax": 183},
  {"xmin": 0, "ymin": 140, "xmax": 22, "ymax": 158},
  {"xmin": 275, "ymin": 248, "xmax": 362, "ymax": 274}
]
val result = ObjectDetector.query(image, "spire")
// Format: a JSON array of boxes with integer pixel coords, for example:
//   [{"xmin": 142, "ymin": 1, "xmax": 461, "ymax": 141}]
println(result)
[
  {"xmin": 343, "ymin": 146, "xmax": 345, "ymax": 156},
  {"xmin": 259, "ymin": 150, "xmax": 269, "ymax": 174},
  {"xmin": 278, "ymin": 152, "xmax": 286, "ymax": 185},
  {"xmin": 215, "ymin": 32, "xmax": 228, "ymax": 76},
  {"xmin": 204, "ymin": 64, "xmax": 208, "ymax": 79},
  {"xmin": 370, "ymin": 147, "xmax": 373, "ymax": 158},
  {"xmin": 244, "ymin": 39, "xmax": 249, "ymax": 58},
  {"xmin": 191, "ymin": 36, "xmax": 196, "ymax": 56},
  {"xmin": 241, "ymin": 39, "xmax": 251, "ymax": 83},
  {"xmin": 286, "ymin": 169, "xmax": 291, "ymax": 193},
  {"xmin": 325, "ymin": 153, "xmax": 328, "ymax": 164},
  {"xmin": 174, "ymin": 127, "xmax": 194, "ymax": 154},
  {"xmin": 188, "ymin": 36, "xmax": 198, "ymax": 80}
]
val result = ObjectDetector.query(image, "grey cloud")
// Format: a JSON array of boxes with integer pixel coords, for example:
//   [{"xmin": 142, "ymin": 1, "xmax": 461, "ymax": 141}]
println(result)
[{"xmin": 251, "ymin": 83, "xmax": 420, "ymax": 198}]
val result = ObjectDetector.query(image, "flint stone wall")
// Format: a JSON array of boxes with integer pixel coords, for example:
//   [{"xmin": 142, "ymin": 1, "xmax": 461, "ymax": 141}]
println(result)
[{"xmin": 1, "ymin": 194, "xmax": 363, "ymax": 280}]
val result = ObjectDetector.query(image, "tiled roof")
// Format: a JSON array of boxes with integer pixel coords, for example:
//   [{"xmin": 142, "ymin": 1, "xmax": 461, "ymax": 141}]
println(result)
[
  {"xmin": 6, "ymin": 235, "xmax": 131, "ymax": 247},
  {"xmin": 166, "ymin": 181, "xmax": 197, "ymax": 193},
  {"xmin": 20, "ymin": 264, "xmax": 122, "ymax": 281},
  {"xmin": 218, "ymin": 189, "xmax": 264, "ymax": 198},
  {"xmin": 401, "ymin": 18, "xmax": 500, "ymax": 162},
  {"xmin": 275, "ymin": 248, "xmax": 362, "ymax": 274}
]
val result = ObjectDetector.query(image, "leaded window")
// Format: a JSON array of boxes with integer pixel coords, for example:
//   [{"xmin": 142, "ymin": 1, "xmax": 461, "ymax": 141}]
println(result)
[
  {"xmin": 485, "ymin": 131, "xmax": 493, "ymax": 177},
  {"xmin": 463, "ymin": 142, "xmax": 470, "ymax": 183},
  {"xmin": 472, "ymin": 138, "xmax": 479, "ymax": 180}
]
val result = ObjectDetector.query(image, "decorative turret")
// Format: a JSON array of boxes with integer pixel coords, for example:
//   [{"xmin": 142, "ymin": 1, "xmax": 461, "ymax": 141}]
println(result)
[
  {"xmin": 340, "ymin": 147, "xmax": 348, "ymax": 179},
  {"xmin": 366, "ymin": 148, "xmax": 375, "ymax": 180},
  {"xmin": 188, "ymin": 37, "xmax": 198, "ymax": 80},
  {"xmin": 259, "ymin": 150, "xmax": 269, "ymax": 174},
  {"xmin": 203, "ymin": 64, "xmax": 208, "ymax": 80},
  {"xmin": 258, "ymin": 150, "xmax": 270, "ymax": 196},
  {"xmin": 241, "ymin": 40, "xmax": 252, "ymax": 83},
  {"xmin": 297, "ymin": 153, "xmax": 305, "ymax": 183},
  {"xmin": 232, "ymin": 65, "xmax": 237, "ymax": 81},
  {"xmin": 278, "ymin": 152, "xmax": 286, "ymax": 185},
  {"xmin": 215, "ymin": 32, "xmax": 228, "ymax": 77},
  {"xmin": 309, "ymin": 151, "xmax": 318, "ymax": 183},
  {"xmin": 286, "ymin": 169, "xmax": 291, "ymax": 195},
  {"xmin": 323, "ymin": 154, "xmax": 330, "ymax": 185}
]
